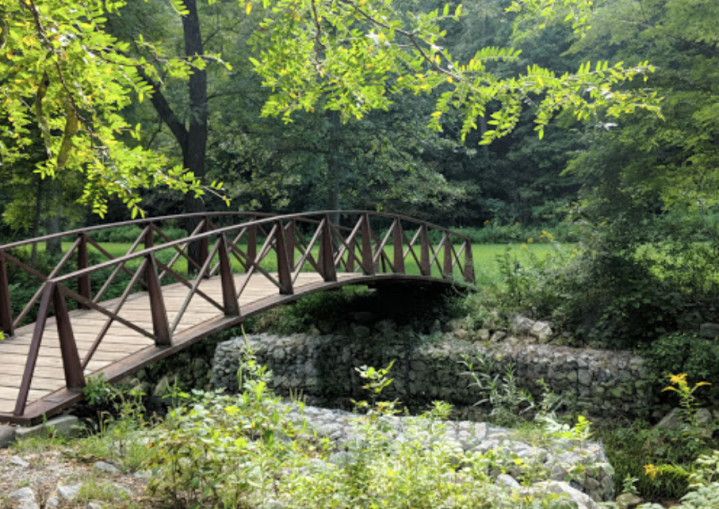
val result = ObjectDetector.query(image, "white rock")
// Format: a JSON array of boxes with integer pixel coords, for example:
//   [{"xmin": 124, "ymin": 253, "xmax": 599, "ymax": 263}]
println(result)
[
  {"xmin": 10, "ymin": 487, "xmax": 38, "ymax": 509},
  {"xmin": 57, "ymin": 484, "xmax": 81, "ymax": 501},
  {"xmin": 94, "ymin": 461, "xmax": 121, "ymax": 474},
  {"xmin": 10, "ymin": 455, "xmax": 29, "ymax": 467},
  {"xmin": 496, "ymin": 474, "xmax": 521, "ymax": 490},
  {"xmin": 530, "ymin": 321, "xmax": 553, "ymax": 342},
  {"xmin": 510, "ymin": 314, "xmax": 535, "ymax": 336},
  {"xmin": 45, "ymin": 496, "xmax": 60, "ymax": 509},
  {"xmin": 528, "ymin": 481, "xmax": 599, "ymax": 509},
  {"xmin": 87, "ymin": 503, "xmax": 103, "ymax": 509}
]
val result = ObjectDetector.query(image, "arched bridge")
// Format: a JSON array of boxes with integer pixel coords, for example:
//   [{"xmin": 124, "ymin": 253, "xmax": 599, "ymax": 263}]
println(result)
[{"xmin": 0, "ymin": 211, "xmax": 474, "ymax": 423}]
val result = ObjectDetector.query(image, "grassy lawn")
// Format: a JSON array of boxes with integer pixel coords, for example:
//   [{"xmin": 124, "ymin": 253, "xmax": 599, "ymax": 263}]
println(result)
[{"xmin": 61, "ymin": 241, "xmax": 566, "ymax": 288}]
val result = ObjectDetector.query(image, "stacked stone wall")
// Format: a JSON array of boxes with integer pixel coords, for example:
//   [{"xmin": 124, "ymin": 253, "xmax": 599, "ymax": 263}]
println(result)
[{"xmin": 213, "ymin": 330, "xmax": 652, "ymax": 421}]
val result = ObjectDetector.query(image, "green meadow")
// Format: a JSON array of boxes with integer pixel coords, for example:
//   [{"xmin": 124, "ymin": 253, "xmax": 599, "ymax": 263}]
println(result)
[{"xmin": 58, "ymin": 240, "xmax": 564, "ymax": 288}]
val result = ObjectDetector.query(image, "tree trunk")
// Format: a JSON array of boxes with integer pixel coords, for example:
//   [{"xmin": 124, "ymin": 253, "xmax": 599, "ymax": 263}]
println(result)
[
  {"xmin": 327, "ymin": 112, "xmax": 341, "ymax": 226},
  {"xmin": 180, "ymin": 0, "xmax": 209, "ymax": 272},
  {"xmin": 31, "ymin": 176, "xmax": 43, "ymax": 267},
  {"xmin": 143, "ymin": 0, "xmax": 209, "ymax": 273},
  {"xmin": 45, "ymin": 211, "xmax": 61, "ymax": 258}
]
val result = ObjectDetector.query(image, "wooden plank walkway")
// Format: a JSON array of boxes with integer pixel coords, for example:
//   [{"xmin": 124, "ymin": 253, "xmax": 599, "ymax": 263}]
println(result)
[{"xmin": 0, "ymin": 272, "xmax": 354, "ymax": 421}]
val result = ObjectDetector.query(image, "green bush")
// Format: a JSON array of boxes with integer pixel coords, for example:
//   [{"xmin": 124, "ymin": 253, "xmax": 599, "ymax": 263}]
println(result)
[
  {"xmin": 548, "ymin": 249, "xmax": 687, "ymax": 348},
  {"xmin": 145, "ymin": 349, "xmax": 598, "ymax": 509},
  {"xmin": 462, "ymin": 242, "xmax": 572, "ymax": 326},
  {"xmin": 642, "ymin": 333, "xmax": 719, "ymax": 406},
  {"xmin": 89, "ymin": 224, "xmax": 186, "ymax": 243},
  {"xmin": 599, "ymin": 422, "xmax": 715, "ymax": 500}
]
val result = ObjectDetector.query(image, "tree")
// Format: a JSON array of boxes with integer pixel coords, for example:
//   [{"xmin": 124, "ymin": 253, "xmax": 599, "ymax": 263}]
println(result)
[
  {"xmin": 0, "ymin": 0, "xmax": 661, "ymax": 219},
  {"xmin": 0, "ymin": 0, "xmax": 221, "ymax": 218}
]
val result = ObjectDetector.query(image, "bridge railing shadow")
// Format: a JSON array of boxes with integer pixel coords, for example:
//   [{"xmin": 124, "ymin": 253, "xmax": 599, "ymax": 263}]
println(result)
[{"xmin": 0, "ymin": 211, "xmax": 473, "ymax": 417}]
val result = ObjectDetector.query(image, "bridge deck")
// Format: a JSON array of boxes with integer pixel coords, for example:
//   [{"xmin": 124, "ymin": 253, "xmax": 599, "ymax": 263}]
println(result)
[{"xmin": 0, "ymin": 272, "xmax": 353, "ymax": 422}]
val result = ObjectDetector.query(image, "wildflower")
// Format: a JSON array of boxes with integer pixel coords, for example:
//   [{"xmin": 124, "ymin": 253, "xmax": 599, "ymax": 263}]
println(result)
[
  {"xmin": 527, "ymin": 237, "xmax": 534, "ymax": 243},
  {"xmin": 644, "ymin": 464, "xmax": 658, "ymax": 479},
  {"xmin": 667, "ymin": 373, "xmax": 688, "ymax": 385}
]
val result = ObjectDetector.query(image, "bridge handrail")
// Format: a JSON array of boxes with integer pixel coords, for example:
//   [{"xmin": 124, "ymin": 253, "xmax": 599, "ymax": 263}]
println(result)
[
  {"xmin": 43, "ymin": 211, "xmax": 469, "ymax": 283},
  {"xmin": 0, "ymin": 211, "xmax": 276, "ymax": 252},
  {"xmin": 0, "ymin": 210, "xmax": 471, "ymax": 254}
]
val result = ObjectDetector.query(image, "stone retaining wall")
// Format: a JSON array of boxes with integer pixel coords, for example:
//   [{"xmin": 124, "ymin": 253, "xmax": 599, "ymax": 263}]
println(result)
[{"xmin": 212, "ymin": 330, "xmax": 654, "ymax": 421}]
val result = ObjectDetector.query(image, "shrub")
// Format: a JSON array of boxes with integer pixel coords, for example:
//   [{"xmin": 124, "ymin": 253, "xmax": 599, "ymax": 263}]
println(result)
[
  {"xmin": 599, "ymin": 423, "xmax": 714, "ymax": 500},
  {"xmin": 145, "ymin": 348, "xmax": 599, "ymax": 509},
  {"xmin": 642, "ymin": 333, "xmax": 719, "ymax": 407}
]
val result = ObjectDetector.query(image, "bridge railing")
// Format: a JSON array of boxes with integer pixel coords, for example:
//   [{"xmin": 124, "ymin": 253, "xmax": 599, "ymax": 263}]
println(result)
[{"xmin": 0, "ymin": 211, "xmax": 473, "ymax": 416}]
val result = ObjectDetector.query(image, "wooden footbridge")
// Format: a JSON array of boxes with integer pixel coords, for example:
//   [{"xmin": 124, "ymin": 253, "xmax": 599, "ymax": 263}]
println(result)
[{"xmin": 0, "ymin": 211, "xmax": 474, "ymax": 424}]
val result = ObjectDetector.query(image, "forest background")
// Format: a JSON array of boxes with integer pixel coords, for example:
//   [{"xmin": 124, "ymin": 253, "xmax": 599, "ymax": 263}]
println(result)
[{"xmin": 1, "ymin": 0, "xmax": 718, "ymax": 350}]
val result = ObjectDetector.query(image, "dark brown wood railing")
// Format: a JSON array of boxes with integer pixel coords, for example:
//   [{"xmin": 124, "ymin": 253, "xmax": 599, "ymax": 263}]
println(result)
[{"xmin": 0, "ymin": 211, "xmax": 473, "ymax": 417}]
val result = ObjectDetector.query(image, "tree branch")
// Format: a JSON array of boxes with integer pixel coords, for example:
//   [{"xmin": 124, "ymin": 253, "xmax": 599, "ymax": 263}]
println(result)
[{"xmin": 138, "ymin": 69, "xmax": 189, "ymax": 149}]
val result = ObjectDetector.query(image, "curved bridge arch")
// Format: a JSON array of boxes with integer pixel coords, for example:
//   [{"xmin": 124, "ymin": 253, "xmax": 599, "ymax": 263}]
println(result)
[{"xmin": 0, "ymin": 211, "xmax": 474, "ymax": 423}]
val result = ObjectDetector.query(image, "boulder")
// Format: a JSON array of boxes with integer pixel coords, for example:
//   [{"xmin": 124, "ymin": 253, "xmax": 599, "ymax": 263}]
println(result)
[
  {"xmin": 94, "ymin": 461, "xmax": 121, "ymax": 475},
  {"xmin": 0, "ymin": 424, "xmax": 16, "ymax": 448},
  {"xmin": 654, "ymin": 408, "xmax": 683, "ymax": 431},
  {"xmin": 10, "ymin": 455, "xmax": 29, "ymax": 468},
  {"xmin": 10, "ymin": 487, "xmax": 38, "ymax": 509},
  {"xmin": 57, "ymin": 485, "xmax": 81, "ymax": 501},
  {"xmin": 695, "ymin": 408, "xmax": 713, "ymax": 426},
  {"xmin": 16, "ymin": 415, "xmax": 81, "ymax": 440},
  {"xmin": 527, "ymin": 481, "xmax": 599, "ymax": 509},
  {"xmin": 530, "ymin": 321, "xmax": 553, "ymax": 343},
  {"xmin": 490, "ymin": 331, "xmax": 507, "ymax": 343},
  {"xmin": 510, "ymin": 314, "xmax": 535, "ymax": 336},
  {"xmin": 496, "ymin": 474, "xmax": 521, "ymax": 490},
  {"xmin": 615, "ymin": 492, "xmax": 643, "ymax": 509}
]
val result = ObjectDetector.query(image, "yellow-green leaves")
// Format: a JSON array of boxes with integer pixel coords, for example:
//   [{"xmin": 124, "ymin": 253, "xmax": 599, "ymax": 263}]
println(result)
[
  {"xmin": 0, "ymin": 0, "xmax": 218, "ymax": 218},
  {"xmin": 245, "ymin": 0, "xmax": 658, "ymax": 147}
]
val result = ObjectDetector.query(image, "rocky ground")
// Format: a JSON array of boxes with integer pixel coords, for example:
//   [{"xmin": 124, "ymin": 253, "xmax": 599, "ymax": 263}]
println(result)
[
  {"xmin": 0, "ymin": 401, "xmax": 614, "ymax": 509},
  {"xmin": 0, "ymin": 448, "xmax": 147, "ymax": 509}
]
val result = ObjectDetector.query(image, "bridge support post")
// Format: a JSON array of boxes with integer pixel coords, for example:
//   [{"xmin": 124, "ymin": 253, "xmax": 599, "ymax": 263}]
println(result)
[
  {"xmin": 275, "ymin": 220, "xmax": 294, "ymax": 295},
  {"xmin": 360, "ymin": 214, "xmax": 374, "ymax": 276},
  {"xmin": 464, "ymin": 240, "xmax": 475, "ymax": 284},
  {"xmin": 77, "ymin": 234, "xmax": 91, "ymax": 309},
  {"xmin": 53, "ymin": 285, "xmax": 85, "ymax": 390},
  {"xmin": 393, "ymin": 220, "xmax": 405, "ymax": 274},
  {"xmin": 200, "ymin": 216, "xmax": 210, "ymax": 279},
  {"xmin": 419, "ymin": 225, "xmax": 431, "ymax": 276},
  {"xmin": 15, "ymin": 283, "xmax": 53, "ymax": 416},
  {"xmin": 285, "ymin": 220, "xmax": 296, "ymax": 270},
  {"xmin": 0, "ymin": 253, "xmax": 14, "ymax": 337},
  {"xmin": 145, "ymin": 255, "xmax": 171, "ymax": 347},
  {"xmin": 218, "ymin": 235, "xmax": 240, "ymax": 316},
  {"xmin": 320, "ymin": 215, "xmax": 337, "ymax": 282},
  {"xmin": 247, "ymin": 217, "xmax": 257, "ymax": 265},
  {"xmin": 443, "ymin": 234, "xmax": 453, "ymax": 279}
]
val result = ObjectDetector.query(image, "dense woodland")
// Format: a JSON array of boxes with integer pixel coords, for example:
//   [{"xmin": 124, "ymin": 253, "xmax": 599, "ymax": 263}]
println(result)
[{"xmin": 1, "ymin": 0, "xmax": 692, "ymax": 231}]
